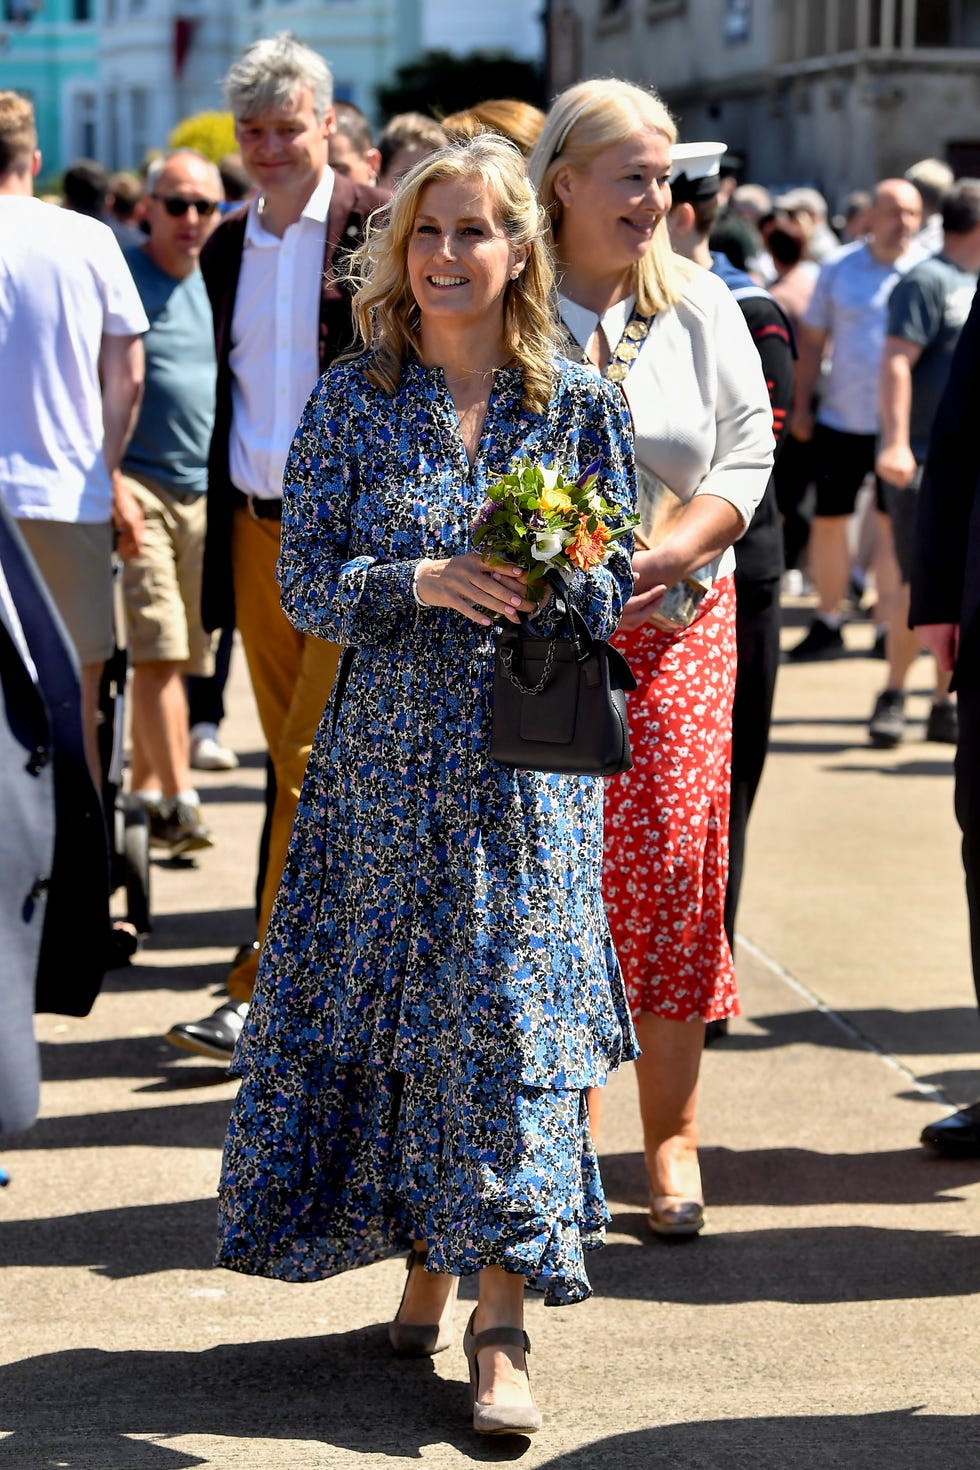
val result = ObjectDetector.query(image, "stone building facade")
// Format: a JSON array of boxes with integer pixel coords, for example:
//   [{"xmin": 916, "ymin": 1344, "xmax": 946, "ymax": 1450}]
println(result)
[{"xmin": 547, "ymin": 0, "xmax": 980, "ymax": 201}]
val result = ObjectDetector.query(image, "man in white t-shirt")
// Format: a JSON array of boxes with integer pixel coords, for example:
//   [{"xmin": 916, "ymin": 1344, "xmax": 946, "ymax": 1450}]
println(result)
[
  {"xmin": 0, "ymin": 92, "xmax": 148, "ymax": 782},
  {"xmin": 787, "ymin": 178, "xmax": 923, "ymax": 661}
]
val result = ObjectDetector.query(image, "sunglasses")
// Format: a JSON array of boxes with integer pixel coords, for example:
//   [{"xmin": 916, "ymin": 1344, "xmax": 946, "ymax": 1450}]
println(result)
[{"xmin": 152, "ymin": 195, "xmax": 219, "ymax": 218}]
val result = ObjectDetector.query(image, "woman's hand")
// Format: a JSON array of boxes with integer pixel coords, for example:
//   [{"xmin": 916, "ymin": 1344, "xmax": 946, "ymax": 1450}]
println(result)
[
  {"xmin": 618, "ymin": 582, "xmax": 667, "ymax": 631},
  {"xmin": 415, "ymin": 554, "xmax": 541, "ymax": 626}
]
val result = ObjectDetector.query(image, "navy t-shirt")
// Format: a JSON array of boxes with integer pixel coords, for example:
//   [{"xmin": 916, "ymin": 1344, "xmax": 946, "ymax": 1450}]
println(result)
[{"xmin": 122, "ymin": 246, "xmax": 216, "ymax": 494}]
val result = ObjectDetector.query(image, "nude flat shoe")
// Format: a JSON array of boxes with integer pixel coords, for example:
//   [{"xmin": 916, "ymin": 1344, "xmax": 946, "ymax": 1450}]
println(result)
[
  {"xmin": 648, "ymin": 1195, "xmax": 705, "ymax": 1237},
  {"xmin": 463, "ymin": 1310, "xmax": 543, "ymax": 1436},
  {"xmin": 387, "ymin": 1246, "xmax": 456, "ymax": 1356}
]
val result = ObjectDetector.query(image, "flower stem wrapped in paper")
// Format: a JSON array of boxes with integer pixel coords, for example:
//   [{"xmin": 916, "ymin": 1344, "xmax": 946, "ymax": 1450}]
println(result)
[{"xmin": 471, "ymin": 457, "xmax": 638, "ymax": 603}]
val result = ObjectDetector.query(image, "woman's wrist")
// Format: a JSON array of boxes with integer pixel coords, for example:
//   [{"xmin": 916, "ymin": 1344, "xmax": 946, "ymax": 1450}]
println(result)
[{"xmin": 412, "ymin": 558, "xmax": 434, "ymax": 607}]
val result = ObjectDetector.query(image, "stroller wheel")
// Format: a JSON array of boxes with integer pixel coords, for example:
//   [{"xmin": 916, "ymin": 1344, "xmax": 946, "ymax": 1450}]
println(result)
[{"xmin": 121, "ymin": 801, "xmax": 152, "ymax": 935}]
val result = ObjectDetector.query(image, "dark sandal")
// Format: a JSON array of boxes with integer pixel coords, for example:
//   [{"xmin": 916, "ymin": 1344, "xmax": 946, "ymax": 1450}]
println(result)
[{"xmin": 387, "ymin": 1246, "xmax": 455, "ymax": 1357}]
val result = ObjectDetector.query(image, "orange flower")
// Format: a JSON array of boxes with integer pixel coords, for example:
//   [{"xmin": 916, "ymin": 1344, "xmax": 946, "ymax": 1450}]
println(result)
[{"xmin": 566, "ymin": 515, "xmax": 611, "ymax": 570}]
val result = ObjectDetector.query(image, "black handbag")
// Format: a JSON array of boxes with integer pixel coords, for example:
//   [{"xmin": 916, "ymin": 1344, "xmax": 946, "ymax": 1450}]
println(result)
[{"xmin": 490, "ymin": 585, "xmax": 637, "ymax": 776}]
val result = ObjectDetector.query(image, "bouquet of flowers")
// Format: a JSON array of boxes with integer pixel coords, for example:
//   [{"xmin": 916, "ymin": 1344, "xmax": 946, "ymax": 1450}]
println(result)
[{"xmin": 470, "ymin": 457, "xmax": 637, "ymax": 602}]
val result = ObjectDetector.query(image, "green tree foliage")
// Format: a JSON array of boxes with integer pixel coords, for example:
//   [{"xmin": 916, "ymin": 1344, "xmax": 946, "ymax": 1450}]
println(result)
[
  {"xmin": 168, "ymin": 111, "xmax": 237, "ymax": 163},
  {"xmin": 376, "ymin": 49, "xmax": 543, "ymax": 122}
]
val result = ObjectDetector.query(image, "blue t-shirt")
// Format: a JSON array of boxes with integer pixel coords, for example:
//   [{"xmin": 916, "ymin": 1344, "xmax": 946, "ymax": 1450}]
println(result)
[
  {"xmin": 122, "ymin": 246, "xmax": 216, "ymax": 494},
  {"xmin": 887, "ymin": 253, "xmax": 977, "ymax": 460},
  {"xmin": 805, "ymin": 240, "xmax": 923, "ymax": 436}
]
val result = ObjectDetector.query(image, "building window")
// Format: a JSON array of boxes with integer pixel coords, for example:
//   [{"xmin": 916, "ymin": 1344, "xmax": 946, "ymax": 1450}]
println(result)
[
  {"xmin": 916, "ymin": 0, "xmax": 980, "ymax": 46},
  {"xmin": 804, "ymin": 0, "xmax": 827, "ymax": 56},
  {"xmin": 72, "ymin": 0, "xmax": 92, "ymax": 19},
  {"xmin": 130, "ymin": 88, "xmax": 150, "ymax": 168},
  {"xmin": 72, "ymin": 91, "xmax": 97, "ymax": 160}
]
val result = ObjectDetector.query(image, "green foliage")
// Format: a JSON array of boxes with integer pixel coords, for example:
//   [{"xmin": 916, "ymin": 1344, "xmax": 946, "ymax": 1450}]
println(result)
[
  {"xmin": 168, "ymin": 111, "xmax": 237, "ymax": 164},
  {"xmin": 471, "ymin": 458, "xmax": 637, "ymax": 596},
  {"xmin": 376, "ymin": 49, "xmax": 543, "ymax": 122}
]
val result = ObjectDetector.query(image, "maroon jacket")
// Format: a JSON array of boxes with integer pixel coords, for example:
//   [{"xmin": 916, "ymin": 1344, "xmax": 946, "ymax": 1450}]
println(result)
[{"xmin": 199, "ymin": 175, "xmax": 387, "ymax": 632}]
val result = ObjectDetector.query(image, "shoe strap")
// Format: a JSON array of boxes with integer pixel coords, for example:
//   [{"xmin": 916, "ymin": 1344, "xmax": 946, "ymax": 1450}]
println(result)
[{"xmin": 470, "ymin": 1324, "xmax": 531, "ymax": 1356}]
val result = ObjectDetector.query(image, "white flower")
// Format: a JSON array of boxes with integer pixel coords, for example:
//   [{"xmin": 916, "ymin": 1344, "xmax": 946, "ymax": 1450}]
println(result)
[
  {"xmin": 530, "ymin": 530, "xmax": 566, "ymax": 561},
  {"xmin": 539, "ymin": 466, "xmax": 561, "ymax": 491}
]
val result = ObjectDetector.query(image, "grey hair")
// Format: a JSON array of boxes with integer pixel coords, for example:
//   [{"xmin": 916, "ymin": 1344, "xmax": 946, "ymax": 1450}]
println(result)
[
  {"xmin": 145, "ymin": 149, "xmax": 222, "ymax": 196},
  {"xmin": 224, "ymin": 32, "xmax": 333, "ymax": 123}
]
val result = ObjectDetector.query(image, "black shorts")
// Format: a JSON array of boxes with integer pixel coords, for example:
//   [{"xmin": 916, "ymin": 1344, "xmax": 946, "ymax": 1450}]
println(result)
[
  {"xmin": 812, "ymin": 424, "xmax": 884, "ymax": 517},
  {"xmin": 881, "ymin": 466, "xmax": 923, "ymax": 584}
]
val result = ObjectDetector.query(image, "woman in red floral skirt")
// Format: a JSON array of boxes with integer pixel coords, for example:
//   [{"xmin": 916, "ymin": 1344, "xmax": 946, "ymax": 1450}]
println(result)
[{"xmin": 530, "ymin": 80, "xmax": 774, "ymax": 1235}]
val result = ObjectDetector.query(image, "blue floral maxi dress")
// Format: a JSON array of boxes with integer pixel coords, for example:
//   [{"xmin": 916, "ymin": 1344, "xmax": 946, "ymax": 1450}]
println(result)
[{"xmin": 216, "ymin": 355, "xmax": 638, "ymax": 1305}]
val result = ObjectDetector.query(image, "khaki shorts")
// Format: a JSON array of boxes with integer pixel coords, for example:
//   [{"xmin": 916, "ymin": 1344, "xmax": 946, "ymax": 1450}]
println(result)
[
  {"xmin": 120, "ymin": 473, "xmax": 214, "ymax": 675},
  {"xmin": 17, "ymin": 516, "xmax": 114, "ymax": 666}
]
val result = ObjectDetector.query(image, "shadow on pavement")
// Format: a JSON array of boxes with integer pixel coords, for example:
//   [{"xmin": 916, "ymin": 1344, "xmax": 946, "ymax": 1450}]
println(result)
[
  {"xmin": 1, "ymin": 1181, "xmax": 978, "ymax": 1304},
  {"xmin": 532, "ymin": 1416, "xmax": 980, "ymax": 1469},
  {"xmin": 0, "ymin": 1096, "xmax": 233, "ymax": 1157},
  {"xmin": 725, "ymin": 1006, "xmax": 980, "ymax": 1056},
  {"xmin": 601, "ymin": 1146, "xmax": 980, "ymax": 1210},
  {"xmin": 593, "ymin": 1222, "xmax": 979, "ymax": 1303},
  {"xmin": 0, "ymin": 1332, "xmax": 531, "ymax": 1468},
  {"xmin": 33, "ymin": 1035, "xmax": 205, "ymax": 1084},
  {"xmin": 830, "ymin": 759, "xmax": 954, "ymax": 777}
]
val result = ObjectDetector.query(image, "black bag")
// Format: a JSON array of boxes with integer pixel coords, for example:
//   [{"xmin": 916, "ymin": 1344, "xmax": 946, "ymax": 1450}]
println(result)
[{"xmin": 490, "ymin": 586, "xmax": 637, "ymax": 776}]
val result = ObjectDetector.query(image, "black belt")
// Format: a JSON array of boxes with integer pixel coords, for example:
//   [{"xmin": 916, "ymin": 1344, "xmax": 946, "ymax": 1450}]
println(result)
[{"xmin": 234, "ymin": 491, "xmax": 282, "ymax": 522}]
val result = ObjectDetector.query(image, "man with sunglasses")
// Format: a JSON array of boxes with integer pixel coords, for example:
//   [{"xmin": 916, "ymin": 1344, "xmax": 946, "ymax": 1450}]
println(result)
[{"xmin": 118, "ymin": 149, "xmax": 224, "ymax": 855}]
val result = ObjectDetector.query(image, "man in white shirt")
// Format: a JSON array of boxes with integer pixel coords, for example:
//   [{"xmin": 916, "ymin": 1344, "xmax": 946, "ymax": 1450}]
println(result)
[
  {"xmin": 167, "ymin": 36, "xmax": 386, "ymax": 1061},
  {"xmin": 0, "ymin": 91, "xmax": 147, "ymax": 784},
  {"xmin": 788, "ymin": 178, "xmax": 923, "ymax": 661}
]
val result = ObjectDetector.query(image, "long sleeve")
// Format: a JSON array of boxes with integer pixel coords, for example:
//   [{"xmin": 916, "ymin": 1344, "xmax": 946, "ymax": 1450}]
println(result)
[
  {"xmin": 689, "ymin": 284, "xmax": 776, "ymax": 533},
  {"xmin": 278, "ymin": 368, "xmax": 423, "ymax": 648},
  {"xmin": 541, "ymin": 373, "xmax": 636, "ymax": 641}
]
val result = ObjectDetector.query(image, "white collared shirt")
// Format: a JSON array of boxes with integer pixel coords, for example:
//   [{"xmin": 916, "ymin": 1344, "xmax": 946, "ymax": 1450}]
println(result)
[{"xmin": 228, "ymin": 168, "xmax": 336, "ymax": 500}]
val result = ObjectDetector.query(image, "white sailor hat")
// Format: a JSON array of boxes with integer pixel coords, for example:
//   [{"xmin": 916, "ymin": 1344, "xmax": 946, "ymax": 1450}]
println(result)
[{"xmin": 669, "ymin": 141, "xmax": 727, "ymax": 203}]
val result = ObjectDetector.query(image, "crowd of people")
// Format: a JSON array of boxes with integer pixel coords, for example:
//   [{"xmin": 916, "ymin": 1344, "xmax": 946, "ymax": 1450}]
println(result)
[{"xmin": 3, "ymin": 29, "xmax": 980, "ymax": 1440}]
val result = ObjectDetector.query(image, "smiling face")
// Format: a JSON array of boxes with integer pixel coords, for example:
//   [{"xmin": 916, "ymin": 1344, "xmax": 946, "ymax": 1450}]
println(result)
[
  {"xmin": 406, "ymin": 176, "xmax": 529, "ymax": 339},
  {"xmin": 234, "ymin": 86, "xmax": 332, "ymax": 203},
  {"xmin": 553, "ymin": 124, "xmax": 673, "ymax": 282}
]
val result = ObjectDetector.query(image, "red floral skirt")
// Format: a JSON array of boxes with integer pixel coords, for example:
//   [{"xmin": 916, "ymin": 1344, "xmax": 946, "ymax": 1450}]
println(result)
[{"xmin": 603, "ymin": 575, "xmax": 739, "ymax": 1023}]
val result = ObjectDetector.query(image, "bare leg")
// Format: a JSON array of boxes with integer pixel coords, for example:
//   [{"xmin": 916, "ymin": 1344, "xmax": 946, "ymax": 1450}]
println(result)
[
  {"xmin": 586, "ymin": 1084, "xmax": 603, "ymax": 1142},
  {"xmin": 872, "ymin": 510, "xmax": 902, "ymax": 634},
  {"xmin": 472, "ymin": 1266, "xmax": 533, "ymax": 1409},
  {"xmin": 130, "ymin": 660, "xmax": 191, "ymax": 799},
  {"xmin": 80, "ymin": 661, "xmax": 106, "ymax": 793},
  {"xmin": 394, "ymin": 1238, "xmax": 457, "ymax": 1328},
  {"xmin": 809, "ymin": 515, "xmax": 851, "ymax": 620},
  {"xmin": 633, "ymin": 1010, "xmax": 705, "ymax": 1206},
  {"xmin": 883, "ymin": 583, "xmax": 920, "ymax": 693}
]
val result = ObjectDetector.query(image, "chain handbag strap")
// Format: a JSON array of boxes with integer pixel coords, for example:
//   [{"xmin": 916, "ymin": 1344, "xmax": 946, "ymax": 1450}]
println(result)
[
  {"xmin": 499, "ymin": 636, "xmax": 557, "ymax": 696},
  {"xmin": 564, "ymin": 303, "xmax": 656, "ymax": 384}
]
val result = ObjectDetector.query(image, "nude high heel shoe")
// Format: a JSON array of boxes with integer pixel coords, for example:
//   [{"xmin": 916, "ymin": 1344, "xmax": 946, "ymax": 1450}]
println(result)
[
  {"xmin": 387, "ymin": 1246, "xmax": 456, "ymax": 1356},
  {"xmin": 462, "ymin": 1310, "xmax": 543, "ymax": 1436}
]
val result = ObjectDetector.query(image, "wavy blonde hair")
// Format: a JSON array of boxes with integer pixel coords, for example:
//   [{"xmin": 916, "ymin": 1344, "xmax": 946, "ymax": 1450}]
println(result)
[
  {"xmin": 350, "ymin": 134, "xmax": 558, "ymax": 415},
  {"xmin": 527, "ymin": 78, "xmax": 689, "ymax": 316}
]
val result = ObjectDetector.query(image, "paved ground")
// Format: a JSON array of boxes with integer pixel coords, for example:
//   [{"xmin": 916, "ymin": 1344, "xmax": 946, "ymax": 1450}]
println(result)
[{"xmin": 2, "ymin": 601, "xmax": 979, "ymax": 1469}]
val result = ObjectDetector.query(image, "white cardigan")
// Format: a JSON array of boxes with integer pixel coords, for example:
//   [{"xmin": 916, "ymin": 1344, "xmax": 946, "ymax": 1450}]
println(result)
[{"xmin": 559, "ymin": 267, "xmax": 775, "ymax": 581}]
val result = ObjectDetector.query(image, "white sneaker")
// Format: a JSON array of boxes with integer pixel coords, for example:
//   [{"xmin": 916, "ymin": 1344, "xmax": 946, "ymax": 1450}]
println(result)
[{"xmin": 189, "ymin": 723, "xmax": 239, "ymax": 771}]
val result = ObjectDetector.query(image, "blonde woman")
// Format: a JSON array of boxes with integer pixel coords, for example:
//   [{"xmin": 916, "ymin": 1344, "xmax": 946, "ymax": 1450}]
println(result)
[
  {"xmin": 529, "ymin": 82, "xmax": 774, "ymax": 1237},
  {"xmin": 216, "ymin": 135, "xmax": 637, "ymax": 1437}
]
